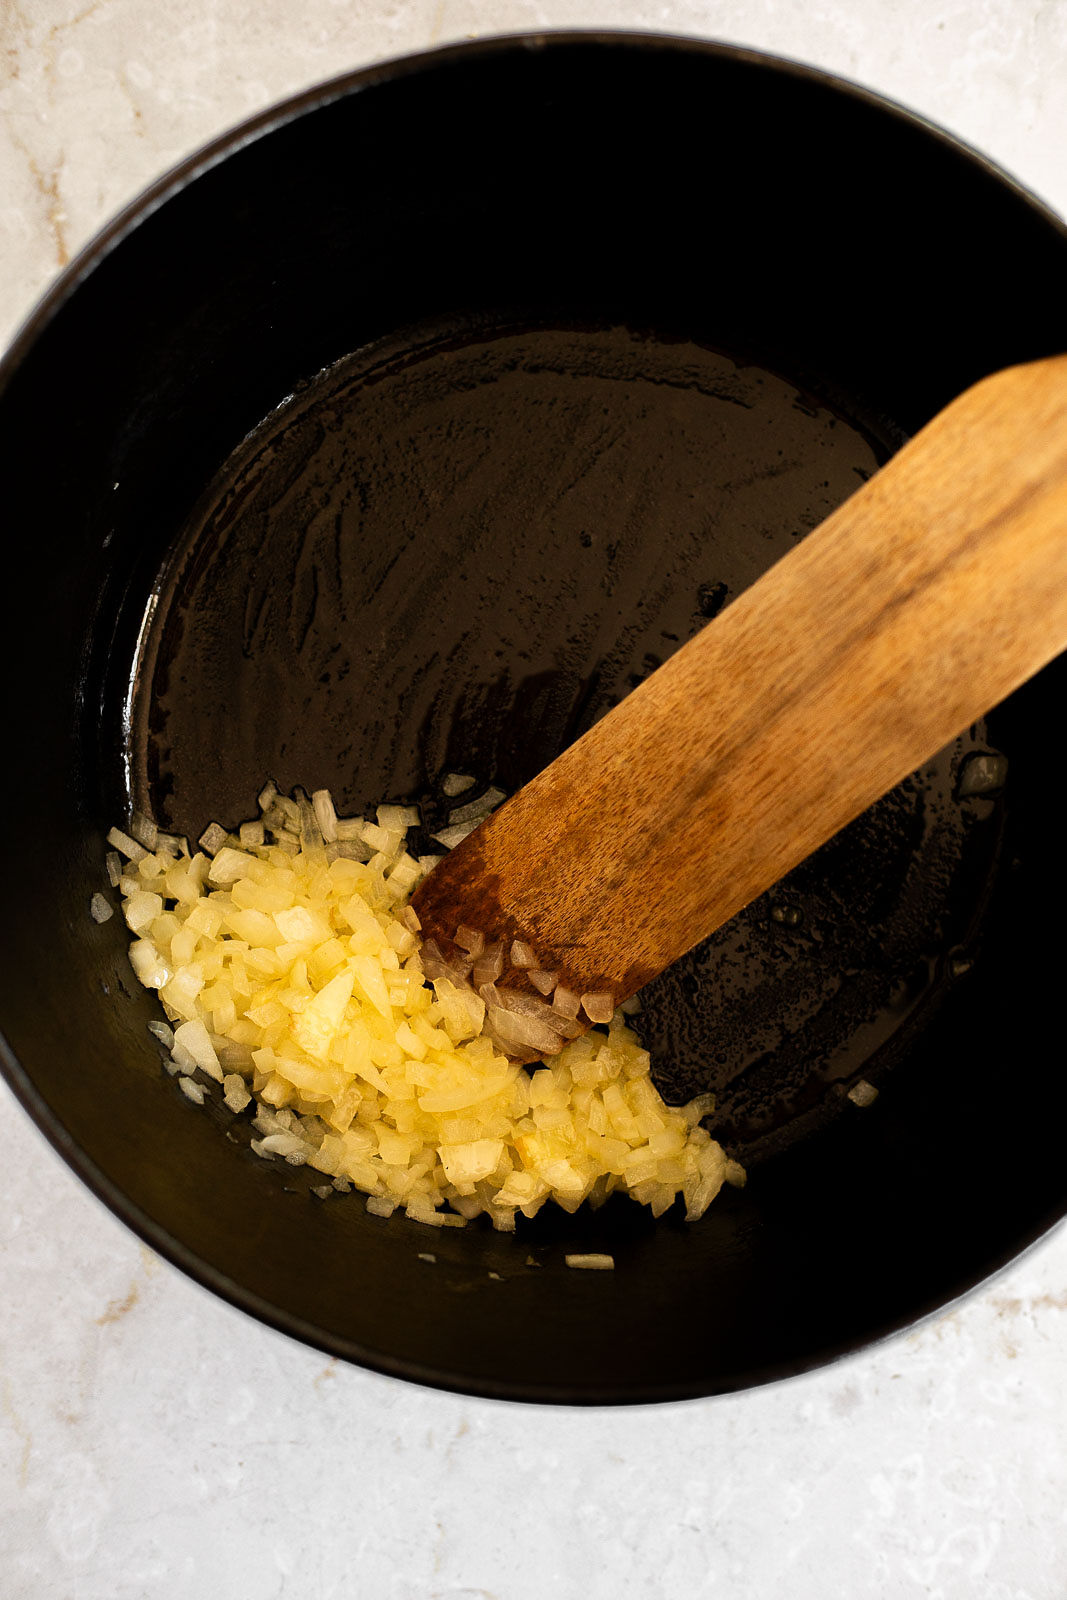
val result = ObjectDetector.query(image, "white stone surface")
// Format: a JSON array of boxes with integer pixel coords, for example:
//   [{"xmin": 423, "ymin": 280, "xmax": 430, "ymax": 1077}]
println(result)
[{"xmin": 2, "ymin": 2, "xmax": 1066, "ymax": 1595}]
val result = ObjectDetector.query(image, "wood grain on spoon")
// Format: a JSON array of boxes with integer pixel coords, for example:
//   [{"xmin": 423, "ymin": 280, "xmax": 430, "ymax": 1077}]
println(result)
[{"xmin": 412, "ymin": 354, "xmax": 1067, "ymax": 1009}]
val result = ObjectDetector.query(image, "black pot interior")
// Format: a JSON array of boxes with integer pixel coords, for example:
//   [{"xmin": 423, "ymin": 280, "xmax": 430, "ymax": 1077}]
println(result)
[{"xmin": 1, "ymin": 35, "xmax": 1066, "ymax": 1402}]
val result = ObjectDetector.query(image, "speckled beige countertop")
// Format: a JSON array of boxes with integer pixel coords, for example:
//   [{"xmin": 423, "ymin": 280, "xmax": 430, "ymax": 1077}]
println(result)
[{"xmin": 2, "ymin": 3, "xmax": 1067, "ymax": 1596}]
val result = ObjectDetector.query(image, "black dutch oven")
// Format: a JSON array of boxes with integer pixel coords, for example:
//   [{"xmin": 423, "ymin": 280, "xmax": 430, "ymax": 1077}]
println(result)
[{"xmin": 1, "ymin": 33, "xmax": 1065, "ymax": 1403}]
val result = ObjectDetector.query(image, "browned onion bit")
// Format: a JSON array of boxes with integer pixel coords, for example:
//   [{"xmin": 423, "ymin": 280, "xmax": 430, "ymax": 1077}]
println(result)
[
  {"xmin": 546, "ymin": 1013, "xmax": 585, "ymax": 1040},
  {"xmin": 581, "ymin": 990, "xmax": 615, "ymax": 1025},
  {"xmin": 553, "ymin": 985, "xmax": 581, "ymax": 1019},
  {"xmin": 198, "ymin": 821, "xmax": 228, "ymax": 856},
  {"xmin": 454, "ymin": 924, "xmax": 485, "ymax": 958},
  {"xmin": 478, "ymin": 982, "xmax": 584, "ymax": 1041},
  {"xmin": 130, "ymin": 810, "xmax": 160, "ymax": 851},
  {"xmin": 329, "ymin": 842, "xmax": 360, "ymax": 861},
  {"xmin": 419, "ymin": 939, "xmax": 474, "ymax": 985},
  {"xmin": 487, "ymin": 1005, "xmax": 565, "ymax": 1056},
  {"xmin": 472, "ymin": 940, "xmax": 504, "ymax": 987},
  {"xmin": 478, "ymin": 982, "xmax": 542, "ymax": 1018},
  {"xmin": 482, "ymin": 1024, "xmax": 544, "ymax": 1067},
  {"xmin": 419, "ymin": 938, "xmax": 449, "ymax": 979}
]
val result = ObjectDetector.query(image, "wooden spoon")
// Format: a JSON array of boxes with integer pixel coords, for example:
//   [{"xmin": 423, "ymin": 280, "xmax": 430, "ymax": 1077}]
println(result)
[{"xmin": 412, "ymin": 354, "xmax": 1067, "ymax": 1025}]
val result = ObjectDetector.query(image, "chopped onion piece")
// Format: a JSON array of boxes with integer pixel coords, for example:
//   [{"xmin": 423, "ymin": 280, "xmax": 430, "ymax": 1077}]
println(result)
[
  {"xmin": 206, "ymin": 848, "xmax": 250, "ymax": 885},
  {"xmin": 430, "ymin": 821, "xmax": 478, "ymax": 849},
  {"xmin": 454, "ymin": 924, "xmax": 484, "ymax": 958},
  {"xmin": 173, "ymin": 1018, "xmax": 223, "ymax": 1082},
  {"xmin": 377, "ymin": 803, "xmax": 420, "ymax": 830},
  {"xmin": 398, "ymin": 904, "xmax": 421, "ymax": 933},
  {"xmin": 545, "ymin": 1012, "xmax": 584, "ymax": 1040},
  {"xmin": 179, "ymin": 1078, "xmax": 205, "ymax": 1106},
  {"xmin": 295, "ymin": 789, "xmax": 325, "ymax": 854},
  {"xmin": 682, "ymin": 1092, "xmax": 717, "ymax": 1126},
  {"xmin": 565, "ymin": 1253, "xmax": 615, "ymax": 1270},
  {"xmin": 128, "ymin": 939, "xmax": 169, "ymax": 989},
  {"xmin": 105, "ymin": 851, "xmax": 122, "ymax": 887},
  {"xmin": 419, "ymin": 939, "xmax": 471, "ymax": 984},
  {"xmin": 123, "ymin": 890, "xmax": 162, "ymax": 934},
  {"xmin": 129, "ymin": 811, "xmax": 158, "ymax": 851},
  {"xmin": 446, "ymin": 786, "xmax": 506, "ymax": 825},
  {"xmin": 155, "ymin": 832, "xmax": 188, "ymax": 857},
  {"xmin": 473, "ymin": 941, "xmax": 504, "ymax": 987},
  {"xmin": 510, "ymin": 940, "xmax": 537, "ymax": 969},
  {"xmin": 256, "ymin": 1132, "xmax": 309, "ymax": 1159},
  {"xmin": 488, "ymin": 1007, "xmax": 564, "ymax": 1055},
  {"xmin": 442, "ymin": 772, "xmax": 475, "ymax": 797},
  {"xmin": 257, "ymin": 780, "xmax": 278, "ymax": 813},
  {"xmin": 581, "ymin": 991, "xmax": 615, "ymax": 1025},
  {"xmin": 528, "ymin": 969, "xmax": 557, "ymax": 995},
  {"xmin": 848, "ymin": 1079, "xmax": 879, "ymax": 1107},
  {"xmin": 107, "ymin": 826, "xmax": 147, "ymax": 863},
  {"xmin": 360, "ymin": 820, "xmax": 401, "ymax": 854},
  {"xmin": 312, "ymin": 789, "xmax": 338, "ymax": 842},
  {"xmin": 333, "ymin": 816, "xmax": 367, "ymax": 843},
  {"xmin": 198, "ymin": 822, "xmax": 229, "ymax": 856},
  {"xmin": 89, "ymin": 893, "xmax": 113, "ymax": 924},
  {"xmin": 482, "ymin": 1028, "xmax": 542, "ymax": 1066},
  {"xmin": 447, "ymin": 786, "xmax": 506, "ymax": 825},
  {"xmin": 147, "ymin": 1020, "xmax": 174, "ymax": 1047},
  {"xmin": 480, "ymin": 983, "xmax": 559, "ymax": 1025},
  {"xmin": 553, "ymin": 985, "xmax": 581, "ymax": 1019}
]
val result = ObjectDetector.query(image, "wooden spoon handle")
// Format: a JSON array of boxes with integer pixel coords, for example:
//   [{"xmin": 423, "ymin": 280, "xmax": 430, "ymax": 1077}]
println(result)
[{"xmin": 412, "ymin": 354, "xmax": 1067, "ymax": 1003}]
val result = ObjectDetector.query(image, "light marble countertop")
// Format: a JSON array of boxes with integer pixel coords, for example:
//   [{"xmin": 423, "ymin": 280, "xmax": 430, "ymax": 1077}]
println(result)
[{"xmin": 2, "ymin": 3, "xmax": 1066, "ymax": 1596}]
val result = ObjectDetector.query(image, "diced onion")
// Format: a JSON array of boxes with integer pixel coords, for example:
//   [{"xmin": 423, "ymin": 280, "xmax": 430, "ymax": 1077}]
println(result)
[
  {"xmin": 198, "ymin": 822, "xmax": 229, "ymax": 856},
  {"xmin": 848, "ymin": 1079, "xmax": 879, "ymax": 1107},
  {"xmin": 312, "ymin": 789, "xmax": 338, "ymax": 843},
  {"xmin": 430, "ymin": 821, "xmax": 478, "ymax": 849},
  {"xmin": 129, "ymin": 811, "xmax": 159, "ymax": 851},
  {"xmin": 111, "ymin": 782, "xmax": 741, "ymax": 1232},
  {"xmin": 454, "ymin": 924, "xmax": 484, "ymax": 958},
  {"xmin": 107, "ymin": 826, "xmax": 147, "ymax": 863},
  {"xmin": 553, "ymin": 986, "xmax": 581, "ymax": 1019},
  {"xmin": 173, "ymin": 1018, "xmax": 223, "ymax": 1082},
  {"xmin": 473, "ymin": 941, "xmax": 505, "ymax": 987},
  {"xmin": 487, "ymin": 1005, "xmax": 564, "ymax": 1055},
  {"xmin": 442, "ymin": 773, "xmax": 475, "ymax": 797},
  {"xmin": 581, "ymin": 991, "xmax": 615, "ymax": 1025}
]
